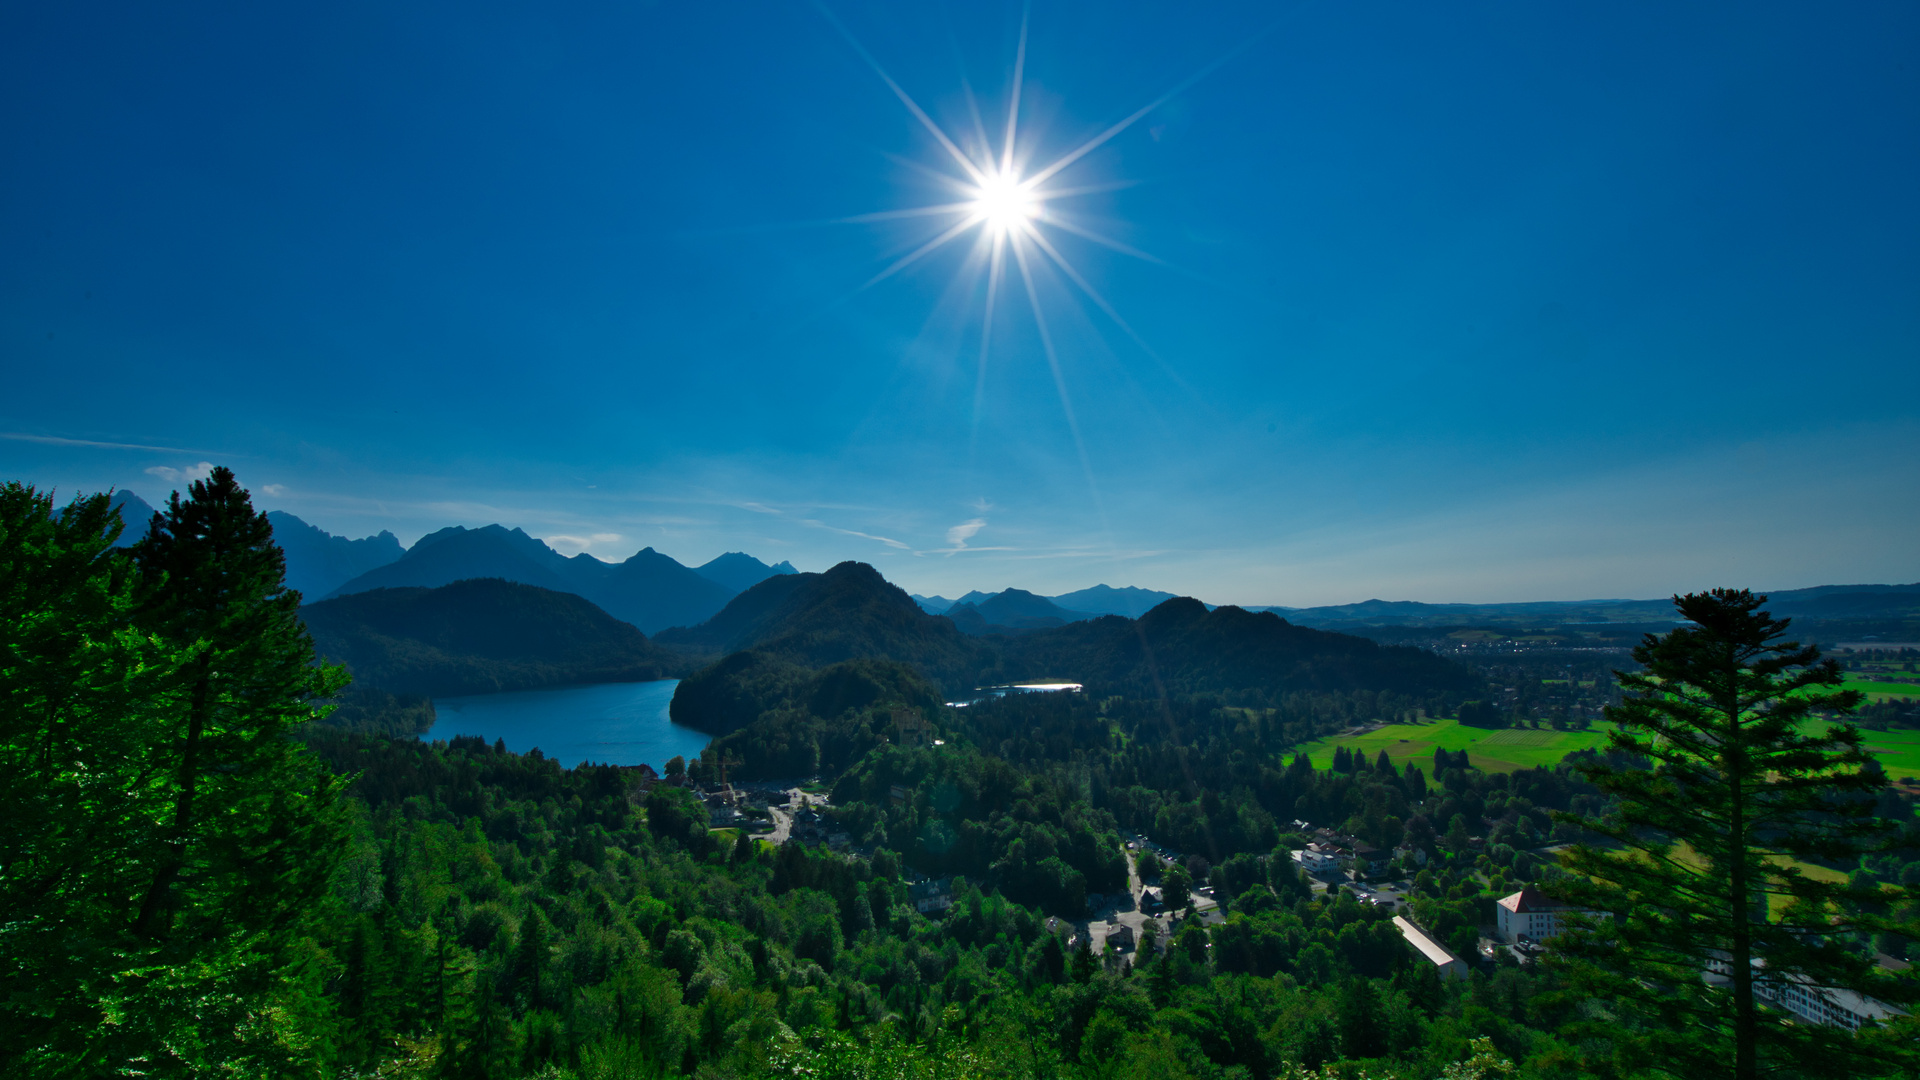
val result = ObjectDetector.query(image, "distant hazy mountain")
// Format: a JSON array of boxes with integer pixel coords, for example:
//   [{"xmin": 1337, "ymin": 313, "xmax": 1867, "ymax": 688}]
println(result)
[
  {"xmin": 326, "ymin": 524, "xmax": 736, "ymax": 633},
  {"xmin": 695, "ymin": 552, "xmax": 797, "ymax": 594},
  {"xmin": 911, "ymin": 594, "xmax": 955, "ymax": 614},
  {"xmin": 302, "ymin": 578, "xmax": 676, "ymax": 697},
  {"xmin": 1002, "ymin": 597, "xmax": 1481, "ymax": 697},
  {"xmin": 1047, "ymin": 584, "xmax": 1179, "ymax": 618},
  {"xmin": 106, "ymin": 490, "xmax": 157, "ymax": 547},
  {"xmin": 568, "ymin": 547, "xmax": 739, "ymax": 635},
  {"xmin": 266, "ymin": 511, "xmax": 404, "ymax": 599},
  {"xmin": 332, "ymin": 524, "xmax": 576, "ymax": 595},
  {"xmin": 1264, "ymin": 584, "xmax": 1920, "ymax": 630},
  {"xmin": 1762, "ymin": 583, "xmax": 1920, "ymax": 620},
  {"xmin": 944, "ymin": 588, "xmax": 1098, "ymax": 635}
]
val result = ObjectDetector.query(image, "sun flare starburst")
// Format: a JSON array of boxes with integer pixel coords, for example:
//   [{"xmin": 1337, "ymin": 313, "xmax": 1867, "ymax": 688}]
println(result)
[{"xmin": 811, "ymin": 4, "xmax": 1198, "ymax": 457}]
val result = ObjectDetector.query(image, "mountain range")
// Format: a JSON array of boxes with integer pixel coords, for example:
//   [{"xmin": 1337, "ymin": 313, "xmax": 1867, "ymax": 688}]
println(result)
[
  {"xmin": 321, "ymin": 524, "xmax": 747, "ymax": 634},
  {"xmin": 943, "ymin": 589, "xmax": 1097, "ymax": 635},
  {"xmin": 266, "ymin": 510, "xmax": 405, "ymax": 598},
  {"xmin": 100, "ymin": 488, "xmax": 1919, "ymax": 638},
  {"xmin": 912, "ymin": 583, "xmax": 1178, "ymax": 619},
  {"xmin": 1257, "ymin": 583, "xmax": 1920, "ymax": 631}
]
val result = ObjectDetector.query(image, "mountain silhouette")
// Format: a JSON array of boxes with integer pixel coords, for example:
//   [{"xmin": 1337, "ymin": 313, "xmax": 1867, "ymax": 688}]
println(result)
[
  {"xmin": 106, "ymin": 490, "xmax": 158, "ymax": 547},
  {"xmin": 302, "ymin": 578, "xmax": 675, "ymax": 696},
  {"xmin": 694, "ymin": 551, "xmax": 798, "ymax": 594},
  {"xmin": 657, "ymin": 561, "xmax": 997, "ymax": 694},
  {"xmin": 266, "ymin": 510, "xmax": 404, "ymax": 599},
  {"xmin": 326, "ymin": 524, "xmax": 736, "ymax": 633},
  {"xmin": 945, "ymin": 588, "xmax": 1096, "ymax": 635},
  {"xmin": 1001, "ymin": 596, "xmax": 1482, "ymax": 697},
  {"xmin": 1047, "ymin": 583, "xmax": 1179, "ymax": 618}
]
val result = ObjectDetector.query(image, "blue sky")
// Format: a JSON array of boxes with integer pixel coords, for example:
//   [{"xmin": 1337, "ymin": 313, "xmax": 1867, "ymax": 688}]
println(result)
[{"xmin": 5, "ymin": 1, "xmax": 1916, "ymax": 605}]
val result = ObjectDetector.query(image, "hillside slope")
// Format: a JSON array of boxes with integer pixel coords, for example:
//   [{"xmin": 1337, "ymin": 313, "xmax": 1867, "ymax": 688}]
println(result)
[{"xmin": 302, "ymin": 578, "xmax": 680, "ymax": 696}]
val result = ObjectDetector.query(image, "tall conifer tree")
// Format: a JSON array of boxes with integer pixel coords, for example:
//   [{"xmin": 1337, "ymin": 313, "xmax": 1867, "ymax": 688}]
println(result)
[
  {"xmin": 1547, "ymin": 588, "xmax": 1919, "ymax": 1079},
  {"xmin": 0, "ymin": 485, "xmax": 188, "ymax": 1075},
  {"xmin": 113, "ymin": 467, "xmax": 350, "ymax": 1071}
]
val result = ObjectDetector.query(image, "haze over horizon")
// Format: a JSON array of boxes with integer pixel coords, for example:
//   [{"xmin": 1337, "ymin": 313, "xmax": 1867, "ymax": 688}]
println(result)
[{"xmin": 6, "ymin": 1, "xmax": 1917, "ymax": 608}]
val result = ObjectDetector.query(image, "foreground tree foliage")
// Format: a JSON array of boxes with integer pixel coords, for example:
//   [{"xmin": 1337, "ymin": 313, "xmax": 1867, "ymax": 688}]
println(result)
[
  {"xmin": 0, "ymin": 476, "xmax": 348, "ymax": 1076},
  {"xmin": 1546, "ymin": 589, "xmax": 1920, "ymax": 1078},
  {"xmin": 6, "ymin": 476, "xmax": 1918, "ymax": 1078}
]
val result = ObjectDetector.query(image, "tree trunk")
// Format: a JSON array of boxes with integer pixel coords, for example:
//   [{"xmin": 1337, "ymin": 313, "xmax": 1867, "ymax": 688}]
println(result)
[
  {"xmin": 133, "ymin": 657, "xmax": 210, "ymax": 938},
  {"xmin": 1726, "ymin": 654, "xmax": 1758, "ymax": 1080}
]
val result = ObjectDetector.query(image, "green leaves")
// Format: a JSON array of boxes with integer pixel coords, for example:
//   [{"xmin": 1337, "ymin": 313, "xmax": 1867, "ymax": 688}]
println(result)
[{"xmin": 0, "ymin": 474, "xmax": 351, "ymax": 1076}]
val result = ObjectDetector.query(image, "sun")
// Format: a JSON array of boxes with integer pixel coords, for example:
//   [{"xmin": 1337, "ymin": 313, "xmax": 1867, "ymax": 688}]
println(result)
[
  {"xmin": 814, "ymin": 3, "xmax": 1198, "ymax": 470},
  {"xmin": 972, "ymin": 170, "xmax": 1035, "ymax": 234}
]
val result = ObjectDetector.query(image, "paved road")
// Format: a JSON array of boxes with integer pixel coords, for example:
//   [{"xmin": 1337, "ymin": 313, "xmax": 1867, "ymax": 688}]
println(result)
[{"xmin": 1079, "ymin": 843, "xmax": 1224, "ymax": 957}]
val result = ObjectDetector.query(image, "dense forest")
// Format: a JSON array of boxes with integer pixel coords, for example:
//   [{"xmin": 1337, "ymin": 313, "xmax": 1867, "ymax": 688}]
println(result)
[{"xmin": 6, "ymin": 476, "xmax": 1919, "ymax": 1078}]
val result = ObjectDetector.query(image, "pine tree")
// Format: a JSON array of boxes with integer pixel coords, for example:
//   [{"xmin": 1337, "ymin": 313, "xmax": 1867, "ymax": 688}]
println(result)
[
  {"xmin": 1547, "ymin": 589, "xmax": 1920, "ymax": 1079},
  {"xmin": 0, "ymin": 485, "xmax": 191, "ymax": 1075},
  {"xmin": 112, "ymin": 468, "xmax": 350, "ymax": 1071},
  {"xmin": 128, "ymin": 467, "xmax": 348, "ymax": 940}
]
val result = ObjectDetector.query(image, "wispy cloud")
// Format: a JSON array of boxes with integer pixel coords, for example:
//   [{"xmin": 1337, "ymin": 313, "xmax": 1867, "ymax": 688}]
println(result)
[
  {"xmin": 732, "ymin": 499, "xmax": 908, "ymax": 549},
  {"xmin": 800, "ymin": 517, "xmax": 910, "ymax": 549},
  {"xmin": 3, "ymin": 431, "xmax": 207, "ymax": 454},
  {"xmin": 542, "ymin": 532, "xmax": 630, "ymax": 560},
  {"xmin": 144, "ymin": 461, "xmax": 215, "ymax": 485},
  {"xmin": 917, "ymin": 517, "xmax": 988, "ymax": 557}
]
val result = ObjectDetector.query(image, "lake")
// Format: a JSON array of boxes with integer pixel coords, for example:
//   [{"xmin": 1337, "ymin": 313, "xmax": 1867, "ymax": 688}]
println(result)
[{"xmin": 423, "ymin": 680, "xmax": 710, "ymax": 770}]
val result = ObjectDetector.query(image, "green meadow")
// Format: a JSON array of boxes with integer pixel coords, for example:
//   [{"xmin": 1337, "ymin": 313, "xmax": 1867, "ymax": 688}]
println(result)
[
  {"xmin": 1297, "ymin": 718, "xmax": 1615, "ymax": 775},
  {"xmin": 1856, "ymin": 726, "xmax": 1920, "ymax": 779},
  {"xmin": 1845, "ymin": 676, "xmax": 1920, "ymax": 702},
  {"xmin": 1302, "ymin": 715, "xmax": 1920, "ymax": 779}
]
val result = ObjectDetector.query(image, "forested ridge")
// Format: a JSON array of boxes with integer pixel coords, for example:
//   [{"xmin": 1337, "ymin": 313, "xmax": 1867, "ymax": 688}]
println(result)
[
  {"xmin": 302, "ymin": 578, "xmax": 685, "ymax": 698},
  {"xmin": 6, "ymin": 477, "xmax": 1920, "ymax": 1078}
]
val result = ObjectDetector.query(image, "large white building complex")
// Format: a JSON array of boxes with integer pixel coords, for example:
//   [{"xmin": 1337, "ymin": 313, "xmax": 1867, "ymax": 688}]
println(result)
[
  {"xmin": 1495, "ymin": 885, "xmax": 1598, "ymax": 943},
  {"xmin": 1393, "ymin": 916, "xmax": 1468, "ymax": 980}
]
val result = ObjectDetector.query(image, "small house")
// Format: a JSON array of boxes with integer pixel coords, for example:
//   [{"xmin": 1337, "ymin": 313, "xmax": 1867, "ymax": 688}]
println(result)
[{"xmin": 909, "ymin": 878, "xmax": 954, "ymax": 914}]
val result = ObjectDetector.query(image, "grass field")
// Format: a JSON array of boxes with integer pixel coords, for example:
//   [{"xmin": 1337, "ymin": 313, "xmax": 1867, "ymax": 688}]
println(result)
[
  {"xmin": 1297, "ymin": 719, "xmax": 1615, "ymax": 775},
  {"xmin": 1857, "ymin": 726, "xmax": 1920, "ymax": 779},
  {"xmin": 1299, "ymin": 715, "xmax": 1920, "ymax": 779},
  {"xmin": 1845, "ymin": 677, "xmax": 1920, "ymax": 702}
]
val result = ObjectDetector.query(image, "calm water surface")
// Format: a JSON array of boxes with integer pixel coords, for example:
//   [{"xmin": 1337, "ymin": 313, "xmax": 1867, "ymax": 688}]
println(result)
[{"xmin": 424, "ymin": 680, "xmax": 710, "ymax": 770}]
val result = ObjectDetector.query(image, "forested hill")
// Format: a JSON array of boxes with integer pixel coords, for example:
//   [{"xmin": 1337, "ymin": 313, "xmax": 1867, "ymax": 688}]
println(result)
[
  {"xmin": 656, "ymin": 561, "xmax": 998, "ymax": 693},
  {"xmin": 665, "ymin": 567, "xmax": 1483, "ymax": 778},
  {"xmin": 1001, "ymin": 598, "xmax": 1482, "ymax": 699},
  {"xmin": 301, "ymin": 577, "xmax": 683, "ymax": 696}
]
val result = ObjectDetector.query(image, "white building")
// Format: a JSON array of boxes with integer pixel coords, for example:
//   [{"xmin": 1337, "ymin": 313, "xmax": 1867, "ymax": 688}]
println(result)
[
  {"xmin": 1495, "ymin": 885, "xmax": 1598, "ymax": 943},
  {"xmin": 1393, "ymin": 916, "xmax": 1467, "ymax": 980},
  {"xmin": 1758, "ymin": 973, "xmax": 1903, "ymax": 1031},
  {"xmin": 1295, "ymin": 843, "xmax": 1344, "ymax": 874},
  {"xmin": 1703, "ymin": 954, "xmax": 1909, "ymax": 1032}
]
